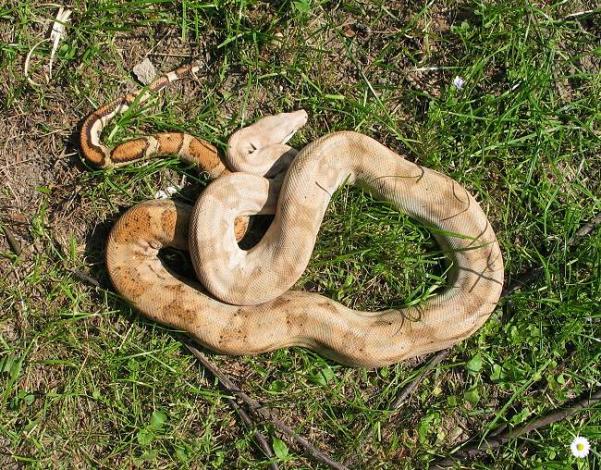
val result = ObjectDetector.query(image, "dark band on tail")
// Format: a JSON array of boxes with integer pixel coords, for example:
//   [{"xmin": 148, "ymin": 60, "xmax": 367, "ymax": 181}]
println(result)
[{"xmin": 79, "ymin": 63, "xmax": 226, "ymax": 175}]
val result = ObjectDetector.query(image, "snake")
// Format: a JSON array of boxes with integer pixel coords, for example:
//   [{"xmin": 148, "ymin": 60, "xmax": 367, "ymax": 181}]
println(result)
[{"xmin": 81, "ymin": 64, "xmax": 504, "ymax": 367}]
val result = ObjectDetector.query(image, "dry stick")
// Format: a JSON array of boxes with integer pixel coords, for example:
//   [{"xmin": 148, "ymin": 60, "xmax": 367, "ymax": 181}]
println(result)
[
  {"xmin": 185, "ymin": 343, "xmax": 349, "ymax": 470},
  {"xmin": 69, "ymin": 269, "xmax": 101, "ymax": 288},
  {"xmin": 185, "ymin": 344, "xmax": 279, "ymax": 470},
  {"xmin": 1, "ymin": 224, "xmax": 22, "ymax": 256},
  {"xmin": 222, "ymin": 395, "xmax": 280, "ymax": 470},
  {"xmin": 564, "ymin": 8, "xmax": 600, "ymax": 20},
  {"xmin": 391, "ymin": 349, "xmax": 451, "ymax": 410},
  {"xmin": 342, "ymin": 349, "xmax": 452, "ymax": 466},
  {"xmin": 502, "ymin": 211, "xmax": 600, "ymax": 297},
  {"xmin": 431, "ymin": 387, "xmax": 601, "ymax": 469}
]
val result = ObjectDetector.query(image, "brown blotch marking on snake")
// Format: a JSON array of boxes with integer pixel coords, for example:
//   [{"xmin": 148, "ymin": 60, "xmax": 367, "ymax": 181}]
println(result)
[
  {"xmin": 156, "ymin": 133, "xmax": 185, "ymax": 155},
  {"xmin": 80, "ymin": 105, "xmax": 115, "ymax": 167},
  {"xmin": 162, "ymin": 296, "xmax": 197, "ymax": 326},
  {"xmin": 147, "ymin": 259, "xmax": 172, "ymax": 281},
  {"xmin": 160, "ymin": 206, "xmax": 178, "ymax": 238},
  {"xmin": 286, "ymin": 304, "xmax": 309, "ymax": 332},
  {"xmin": 268, "ymin": 296, "xmax": 294, "ymax": 311},
  {"xmin": 234, "ymin": 218, "xmax": 249, "ymax": 241},
  {"xmin": 166, "ymin": 282, "xmax": 189, "ymax": 298},
  {"xmin": 372, "ymin": 319, "xmax": 394, "ymax": 327},
  {"xmin": 268, "ymin": 298, "xmax": 299, "ymax": 328},
  {"xmin": 160, "ymin": 283, "xmax": 197, "ymax": 323},
  {"xmin": 340, "ymin": 328, "xmax": 367, "ymax": 358},
  {"xmin": 83, "ymin": 143, "xmax": 107, "ymax": 167},
  {"xmin": 175, "ymin": 64, "xmax": 192, "ymax": 78},
  {"xmin": 219, "ymin": 325, "xmax": 250, "ymax": 348},
  {"xmin": 111, "ymin": 138, "xmax": 149, "ymax": 163},
  {"xmin": 111, "ymin": 265, "xmax": 146, "ymax": 299},
  {"xmin": 188, "ymin": 138, "xmax": 221, "ymax": 172},
  {"xmin": 112, "ymin": 208, "xmax": 153, "ymax": 245},
  {"xmin": 150, "ymin": 77, "xmax": 170, "ymax": 92},
  {"xmin": 317, "ymin": 301, "xmax": 340, "ymax": 316}
]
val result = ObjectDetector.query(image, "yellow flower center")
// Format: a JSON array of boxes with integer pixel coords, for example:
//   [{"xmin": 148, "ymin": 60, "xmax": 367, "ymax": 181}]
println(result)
[{"xmin": 577, "ymin": 443, "xmax": 584, "ymax": 451}]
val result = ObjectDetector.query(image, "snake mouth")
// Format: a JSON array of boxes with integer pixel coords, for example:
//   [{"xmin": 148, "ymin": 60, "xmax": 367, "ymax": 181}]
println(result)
[
  {"xmin": 280, "ymin": 111, "xmax": 309, "ymax": 145},
  {"xmin": 280, "ymin": 129, "xmax": 297, "ymax": 145}
]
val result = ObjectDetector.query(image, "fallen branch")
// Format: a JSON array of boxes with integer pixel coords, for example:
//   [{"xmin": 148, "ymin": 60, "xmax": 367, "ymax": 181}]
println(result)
[
  {"xmin": 432, "ymin": 386, "xmax": 601, "ymax": 468},
  {"xmin": 222, "ymin": 395, "xmax": 279, "ymax": 470},
  {"xmin": 185, "ymin": 343, "xmax": 349, "ymax": 470},
  {"xmin": 1, "ymin": 225, "xmax": 22, "ymax": 256},
  {"xmin": 69, "ymin": 269, "xmax": 101, "ymax": 288},
  {"xmin": 391, "ymin": 349, "xmax": 450, "ymax": 410},
  {"xmin": 502, "ymin": 211, "xmax": 600, "ymax": 297},
  {"xmin": 342, "ymin": 348, "xmax": 452, "ymax": 467}
]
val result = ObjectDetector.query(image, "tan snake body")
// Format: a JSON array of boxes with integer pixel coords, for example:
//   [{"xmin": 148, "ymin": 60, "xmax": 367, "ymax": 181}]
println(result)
[{"xmin": 82, "ymin": 64, "xmax": 504, "ymax": 367}]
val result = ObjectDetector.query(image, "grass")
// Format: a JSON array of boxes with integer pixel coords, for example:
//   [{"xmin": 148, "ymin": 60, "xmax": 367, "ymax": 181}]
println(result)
[{"xmin": 1, "ymin": 0, "xmax": 600, "ymax": 467}]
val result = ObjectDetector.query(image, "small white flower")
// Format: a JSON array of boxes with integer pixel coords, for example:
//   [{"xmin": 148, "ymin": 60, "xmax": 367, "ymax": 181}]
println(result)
[
  {"xmin": 570, "ymin": 436, "xmax": 590, "ymax": 458},
  {"xmin": 154, "ymin": 186, "xmax": 179, "ymax": 200},
  {"xmin": 453, "ymin": 76, "xmax": 465, "ymax": 90}
]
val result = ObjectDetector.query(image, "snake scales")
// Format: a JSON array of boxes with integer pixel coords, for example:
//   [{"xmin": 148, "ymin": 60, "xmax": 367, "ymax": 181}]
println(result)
[{"xmin": 81, "ymin": 64, "xmax": 504, "ymax": 367}]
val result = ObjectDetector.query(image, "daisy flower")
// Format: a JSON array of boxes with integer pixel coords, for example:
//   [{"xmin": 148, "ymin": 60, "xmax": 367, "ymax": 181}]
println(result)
[{"xmin": 570, "ymin": 436, "xmax": 590, "ymax": 458}]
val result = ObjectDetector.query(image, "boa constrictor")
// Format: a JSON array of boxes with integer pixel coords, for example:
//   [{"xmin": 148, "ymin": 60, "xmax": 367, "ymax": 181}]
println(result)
[{"xmin": 81, "ymin": 64, "xmax": 504, "ymax": 367}]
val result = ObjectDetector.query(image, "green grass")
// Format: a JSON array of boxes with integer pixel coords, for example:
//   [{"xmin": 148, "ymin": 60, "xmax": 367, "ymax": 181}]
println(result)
[{"xmin": 1, "ymin": 0, "xmax": 600, "ymax": 468}]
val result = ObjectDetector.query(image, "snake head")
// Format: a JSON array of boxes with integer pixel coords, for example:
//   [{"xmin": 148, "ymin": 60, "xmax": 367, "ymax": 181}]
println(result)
[{"xmin": 229, "ymin": 109, "xmax": 308, "ymax": 158}]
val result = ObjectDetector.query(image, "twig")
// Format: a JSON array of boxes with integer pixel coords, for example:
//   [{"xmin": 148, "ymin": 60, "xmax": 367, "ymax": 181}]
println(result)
[
  {"xmin": 185, "ymin": 343, "xmax": 349, "ymax": 470},
  {"xmin": 502, "ymin": 211, "xmax": 600, "ymax": 297},
  {"xmin": 564, "ymin": 8, "xmax": 599, "ymax": 20},
  {"xmin": 573, "ymin": 212, "xmax": 601, "ymax": 241},
  {"xmin": 223, "ymin": 396, "xmax": 279, "ymax": 470},
  {"xmin": 1, "ymin": 225, "xmax": 22, "ymax": 256},
  {"xmin": 432, "ymin": 387, "xmax": 601, "ymax": 468},
  {"xmin": 69, "ymin": 269, "xmax": 101, "ymax": 288},
  {"xmin": 185, "ymin": 344, "xmax": 277, "ymax": 469},
  {"xmin": 390, "ymin": 349, "xmax": 451, "ymax": 409}
]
